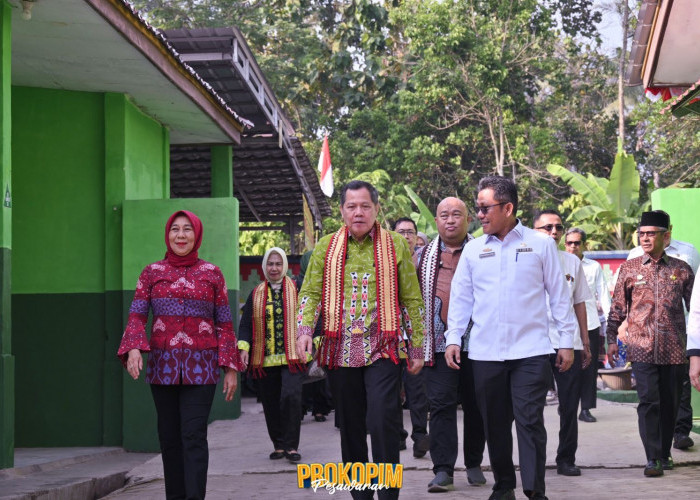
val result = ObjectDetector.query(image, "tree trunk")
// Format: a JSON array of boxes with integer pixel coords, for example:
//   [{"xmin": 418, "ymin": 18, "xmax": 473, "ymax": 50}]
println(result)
[{"xmin": 618, "ymin": 0, "xmax": 630, "ymax": 148}]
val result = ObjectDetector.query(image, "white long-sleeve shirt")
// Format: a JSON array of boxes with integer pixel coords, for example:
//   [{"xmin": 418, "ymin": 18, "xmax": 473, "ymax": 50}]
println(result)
[
  {"xmin": 686, "ymin": 276, "xmax": 700, "ymax": 356},
  {"xmin": 445, "ymin": 221, "xmax": 577, "ymax": 361},
  {"xmin": 580, "ymin": 256, "xmax": 611, "ymax": 331},
  {"xmin": 547, "ymin": 251, "xmax": 591, "ymax": 349}
]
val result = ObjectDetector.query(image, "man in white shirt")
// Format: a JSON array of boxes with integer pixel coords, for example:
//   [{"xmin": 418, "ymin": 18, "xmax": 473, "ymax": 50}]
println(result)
[
  {"xmin": 565, "ymin": 228, "xmax": 611, "ymax": 423},
  {"xmin": 686, "ymin": 278, "xmax": 700, "ymax": 390},
  {"xmin": 445, "ymin": 177, "xmax": 576, "ymax": 500},
  {"xmin": 627, "ymin": 215, "xmax": 700, "ymax": 451},
  {"xmin": 534, "ymin": 211, "xmax": 591, "ymax": 478}
]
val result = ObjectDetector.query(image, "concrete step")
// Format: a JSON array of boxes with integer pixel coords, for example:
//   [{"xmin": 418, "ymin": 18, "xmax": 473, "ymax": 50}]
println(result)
[{"xmin": 0, "ymin": 448, "xmax": 155, "ymax": 500}]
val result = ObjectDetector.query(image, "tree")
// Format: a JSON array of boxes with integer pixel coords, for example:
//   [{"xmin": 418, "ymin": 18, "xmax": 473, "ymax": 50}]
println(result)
[
  {"xmin": 548, "ymin": 143, "xmax": 649, "ymax": 249},
  {"xmin": 629, "ymin": 99, "xmax": 700, "ymax": 190}
]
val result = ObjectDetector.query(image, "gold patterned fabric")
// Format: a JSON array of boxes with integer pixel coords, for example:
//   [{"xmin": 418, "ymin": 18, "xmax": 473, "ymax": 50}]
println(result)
[
  {"xmin": 608, "ymin": 253, "xmax": 694, "ymax": 364},
  {"xmin": 320, "ymin": 223, "xmax": 401, "ymax": 368},
  {"xmin": 250, "ymin": 276, "xmax": 303, "ymax": 377}
]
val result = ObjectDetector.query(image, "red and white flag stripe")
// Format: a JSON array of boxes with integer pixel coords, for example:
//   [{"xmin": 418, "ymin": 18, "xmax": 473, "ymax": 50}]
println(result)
[{"xmin": 318, "ymin": 135, "xmax": 334, "ymax": 197}]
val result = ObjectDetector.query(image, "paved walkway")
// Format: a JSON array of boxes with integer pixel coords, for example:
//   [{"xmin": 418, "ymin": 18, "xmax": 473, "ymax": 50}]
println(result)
[{"xmin": 99, "ymin": 397, "xmax": 700, "ymax": 500}]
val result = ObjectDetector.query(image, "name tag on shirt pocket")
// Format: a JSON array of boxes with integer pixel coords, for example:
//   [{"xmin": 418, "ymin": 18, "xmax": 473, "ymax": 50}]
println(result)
[
  {"xmin": 479, "ymin": 251, "xmax": 495, "ymax": 259},
  {"xmin": 516, "ymin": 247, "xmax": 533, "ymax": 253}
]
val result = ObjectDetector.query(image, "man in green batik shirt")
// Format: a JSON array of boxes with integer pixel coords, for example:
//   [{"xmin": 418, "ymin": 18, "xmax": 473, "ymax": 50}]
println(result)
[{"xmin": 297, "ymin": 180, "xmax": 424, "ymax": 500}]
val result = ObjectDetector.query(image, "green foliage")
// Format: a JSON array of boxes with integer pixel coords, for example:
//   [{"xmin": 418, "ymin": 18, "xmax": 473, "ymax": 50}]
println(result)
[
  {"xmin": 548, "ymin": 148, "xmax": 650, "ymax": 250},
  {"xmin": 128, "ymin": 0, "xmax": 698, "ymax": 251},
  {"xmin": 628, "ymin": 99, "xmax": 700, "ymax": 189},
  {"xmin": 354, "ymin": 169, "xmax": 413, "ymax": 228},
  {"xmin": 238, "ymin": 223, "xmax": 289, "ymax": 256},
  {"xmin": 404, "ymin": 186, "xmax": 437, "ymax": 239}
]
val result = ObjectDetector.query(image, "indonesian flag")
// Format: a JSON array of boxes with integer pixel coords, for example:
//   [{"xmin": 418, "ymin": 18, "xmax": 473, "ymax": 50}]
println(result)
[{"xmin": 318, "ymin": 135, "xmax": 334, "ymax": 197}]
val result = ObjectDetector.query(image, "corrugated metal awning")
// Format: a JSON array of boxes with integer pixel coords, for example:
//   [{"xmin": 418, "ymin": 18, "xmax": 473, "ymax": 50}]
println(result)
[{"xmin": 163, "ymin": 27, "xmax": 331, "ymax": 228}]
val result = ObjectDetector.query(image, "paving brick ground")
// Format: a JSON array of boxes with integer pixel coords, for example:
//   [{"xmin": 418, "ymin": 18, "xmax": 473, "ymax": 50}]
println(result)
[{"xmin": 101, "ymin": 397, "xmax": 700, "ymax": 500}]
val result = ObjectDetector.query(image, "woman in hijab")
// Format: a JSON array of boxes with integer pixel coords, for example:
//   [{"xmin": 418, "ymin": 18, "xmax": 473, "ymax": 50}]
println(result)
[
  {"xmin": 118, "ymin": 210, "xmax": 242, "ymax": 500},
  {"xmin": 415, "ymin": 231, "xmax": 430, "ymax": 250},
  {"xmin": 238, "ymin": 247, "xmax": 308, "ymax": 462}
]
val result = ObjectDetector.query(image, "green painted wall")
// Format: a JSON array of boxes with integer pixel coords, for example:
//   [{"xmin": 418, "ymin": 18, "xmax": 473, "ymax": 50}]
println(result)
[
  {"xmin": 103, "ymin": 93, "xmax": 170, "ymax": 446},
  {"xmin": 211, "ymin": 145, "xmax": 233, "ymax": 198},
  {"xmin": 121, "ymin": 198, "xmax": 240, "ymax": 451},
  {"xmin": 0, "ymin": 1, "xmax": 12, "ymax": 468},
  {"xmin": 12, "ymin": 87, "xmax": 105, "ymax": 294},
  {"xmin": 122, "ymin": 198, "xmax": 239, "ymax": 289},
  {"xmin": 11, "ymin": 86, "xmax": 106, "ymax": 446},
  {"xmin": 651, "ymin": 188, "xmax": 700, "ymax": 419},
  {"xmin": 11, "ymin": 88, "xmax": 172, "ymax": 448},
  {"xmin": 651, "ymin": 188, "xmax": 700, "ymax": 251}
]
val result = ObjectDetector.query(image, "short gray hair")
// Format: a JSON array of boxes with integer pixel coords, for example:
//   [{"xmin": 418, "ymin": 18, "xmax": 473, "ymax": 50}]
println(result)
[{"xmin": 565, "ymin": 227, "xmax": 587, "ymax": 242}]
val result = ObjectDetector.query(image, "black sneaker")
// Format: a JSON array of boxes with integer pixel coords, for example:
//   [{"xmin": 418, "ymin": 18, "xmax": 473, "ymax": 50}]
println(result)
[
  {"xmin": 661, "ymin": 457, "xmax": 674, "ymax": 470},
  {"xmin": 467, "ymin": 466, "xmax": 487, "ymax": 485}
]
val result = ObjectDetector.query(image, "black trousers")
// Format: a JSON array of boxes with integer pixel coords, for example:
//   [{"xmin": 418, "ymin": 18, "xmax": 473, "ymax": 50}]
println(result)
[
  {"xmin": 401, "ymin": 359, "xmax": 429, "ymax": 443},
  {"xmin": 674, "ymin": 369, "xmax": 693, "ymax": 436},
  {"xmin": 328, "ymin": 359, "xmax": 402, "ymax": 500},
  {"xmin": 426, "ymin": 352, "xmax": 485, "ymax": 475},
  {"xmin": 302, "ymin": 378, "xmax": 333, "ymax": 416},
  {"xmin": 150, "ymin": 384, "xmax": 216, "ymax": 500},
  {"xmin": 549, "ymin": 350, "xmax": 582, "ymax": 466},
  {"xmin": 257, "ymin": 365, "xmax": 303, "ymax": 451},
  {"xmin": 473, "ymin": 355, "xmax": 549, "ymax": 496},
  {"xmin": 580, "ymin": 328, "xmax": 600, "ymax": 411},
  {"xmin": 631, "ymin": 362, "xmax": 685, "ymax": 461}
]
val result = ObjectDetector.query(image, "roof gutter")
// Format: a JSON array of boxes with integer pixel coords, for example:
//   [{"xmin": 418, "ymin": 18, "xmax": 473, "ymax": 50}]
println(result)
[
  {"xmin": 627, "ymin": 0, "xmax": 660, "ymax": 86},
  {"xmin": 85, "ymin": 0, "xmax": 252, "ymax": 143}
]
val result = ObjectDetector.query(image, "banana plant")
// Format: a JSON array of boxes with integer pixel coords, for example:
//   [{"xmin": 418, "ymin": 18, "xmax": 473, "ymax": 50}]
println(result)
[
  {"xmin": 404, "ymin": 185, "xmax": 438, "ymax": 240},
  {"xmin": 548, "ymin": 142, "xmax": 649, "ymax": 250}
]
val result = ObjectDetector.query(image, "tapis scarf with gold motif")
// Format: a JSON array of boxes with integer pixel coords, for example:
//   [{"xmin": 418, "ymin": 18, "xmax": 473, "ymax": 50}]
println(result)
[
  {"xmin": 320, "ymin": 222, "xmax": 401, "ymax": 368},
  {"xmin": 417, "ymin": 237, "xmax": 440, "ymax": 365},
  {"xmin": 250, "ymin": 276, "xmax": 303, "ymax": 377}
]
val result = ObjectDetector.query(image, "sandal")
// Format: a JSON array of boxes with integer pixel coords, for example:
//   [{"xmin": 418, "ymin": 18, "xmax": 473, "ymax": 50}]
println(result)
[{"xmin": 269, "ymin": 450, "xmax": 285, "ymax": 460}]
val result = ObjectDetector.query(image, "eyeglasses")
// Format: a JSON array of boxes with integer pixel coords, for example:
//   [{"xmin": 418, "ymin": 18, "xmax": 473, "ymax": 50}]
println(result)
[
  {"xmin": 535, "ymin": 224, "xmax": 564, "ymax": 233},
  {"xmin": 565, "ymin": 240, "xmax": 582, "ymax": 246},
  {"xmin": 638, "ymin": 230, "xmax": 666, "ymax": 238},
  {"xmin": 397, "ymin": 230, "xmax": 416, "ymax": 236},
  {"xmin": 475, "ymin": 202, "xmax": 507, "ymax": 215}
]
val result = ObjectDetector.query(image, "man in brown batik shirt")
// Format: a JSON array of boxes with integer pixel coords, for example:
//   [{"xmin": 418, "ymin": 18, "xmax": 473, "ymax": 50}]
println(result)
[{"xmin": 607, "ymin": 210, "xmax": 694, "ymax": 478}]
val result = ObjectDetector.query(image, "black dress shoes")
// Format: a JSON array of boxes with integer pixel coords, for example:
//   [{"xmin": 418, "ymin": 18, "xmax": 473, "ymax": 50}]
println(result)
[
  {"xmin": 644, "ymin": 459, "xmax": 663, "ymax": 477},
  {"xmin": 673, "ymin": 433, "xmax": 694, "ymax": 449},
  {"xmin": 556, "ymin": 462, "xmax": 581, "ymax": 476},
  {"xmin": 579, "ymin": 409, "xmax": 597, "ymax": 422},
  {"xmin": 488, "ymin": 489, "xmax": 515, "ymax": 500}
]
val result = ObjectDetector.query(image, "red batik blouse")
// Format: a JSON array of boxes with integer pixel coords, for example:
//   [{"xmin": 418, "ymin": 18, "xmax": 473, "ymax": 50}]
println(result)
[{"xmin": 117, "ymin": 259, "xmax": 242, "ymax": 384}]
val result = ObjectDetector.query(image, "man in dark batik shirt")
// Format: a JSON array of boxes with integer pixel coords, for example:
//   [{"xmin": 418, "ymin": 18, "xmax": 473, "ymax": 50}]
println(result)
[{"xmin": 607, "ymin": 210, "xmax": 694, "ymax": 478}]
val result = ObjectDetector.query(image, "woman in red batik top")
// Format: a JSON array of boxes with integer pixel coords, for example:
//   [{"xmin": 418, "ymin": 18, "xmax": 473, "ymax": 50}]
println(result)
[{"xmin": 118, "ymin": 209, "xmax": 242, "ymax": 500}]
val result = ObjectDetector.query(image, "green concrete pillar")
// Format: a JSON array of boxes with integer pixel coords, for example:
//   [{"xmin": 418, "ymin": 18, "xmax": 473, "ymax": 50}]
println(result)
[
  {"xmin": 210, "ymin": 145, "xmax": 233, "ymax": 198},
  {"xmin": 651, "ymin": 188, "xmax": 700, "ymax": 420},
  {"xmin": 104, "ymin": 93, "xmax": 171, "ymax": 449},
  {"xmin": 103, "ymin": 93, "xmax": 128, "ymax": 446},
  {"xmin": 0, "ymin": 0, "xmax": 13, "ymax": 469}
]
